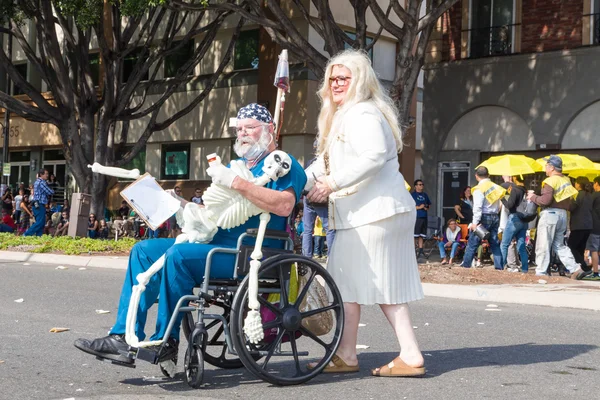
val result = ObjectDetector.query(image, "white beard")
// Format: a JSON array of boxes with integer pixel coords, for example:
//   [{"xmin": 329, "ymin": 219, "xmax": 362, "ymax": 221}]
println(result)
[{"xmin": 234, "ymin": 130, "xmax": 272, "ymax": 160}]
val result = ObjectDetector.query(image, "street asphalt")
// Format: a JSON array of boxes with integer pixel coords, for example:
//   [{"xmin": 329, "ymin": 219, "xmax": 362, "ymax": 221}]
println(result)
[{"xmin": 1, "ymin": 260, "xmax": 599, "ymax": 400}]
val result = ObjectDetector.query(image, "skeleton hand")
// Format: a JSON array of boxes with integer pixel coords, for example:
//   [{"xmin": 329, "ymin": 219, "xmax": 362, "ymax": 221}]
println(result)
[{"xmin": 207, "ymin": 164, "xmax": 239, "ymax": 188}]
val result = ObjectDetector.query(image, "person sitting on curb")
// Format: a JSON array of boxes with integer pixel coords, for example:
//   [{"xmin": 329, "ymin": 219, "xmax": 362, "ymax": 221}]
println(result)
[
  {"xmin": 54, "ymin": 211, "xmax": 69, "ymax": 237},
  {"xmin": 438, "ymin": 218, "xmax": 462, "ymax": 265},
  {"xmin": 0, "ymin": 209, "xmax": 16, "ymax": 233}
]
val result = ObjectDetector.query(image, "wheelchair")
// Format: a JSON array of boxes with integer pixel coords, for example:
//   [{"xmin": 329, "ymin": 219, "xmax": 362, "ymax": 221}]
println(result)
[{"xmin": 121, "ymin": 228, "xmax": 345, "ymax": 387}]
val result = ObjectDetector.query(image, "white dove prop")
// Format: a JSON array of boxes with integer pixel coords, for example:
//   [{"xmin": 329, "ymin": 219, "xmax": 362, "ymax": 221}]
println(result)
[{"xmin": 88, "ymin": 150, "xmax": 293, "ymax": 351}]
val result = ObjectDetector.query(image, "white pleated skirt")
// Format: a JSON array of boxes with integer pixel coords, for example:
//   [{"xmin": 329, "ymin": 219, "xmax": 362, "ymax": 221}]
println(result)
[{"xmin": 327, "ymin": 210, "xmax": 424, "ymax": 305}]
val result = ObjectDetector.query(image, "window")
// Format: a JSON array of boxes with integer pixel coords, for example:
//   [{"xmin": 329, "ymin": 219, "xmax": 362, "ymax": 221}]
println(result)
[
  {"xmin": 122, "ymin": 48, "xmax": 149, "ymax": 83},
  {"xmin": 11, "ymin": 63, "xmax": 28, "ymax": 95},
  {"xmin": 161, "ymin": 143, "xmax": 190, "ymax": 180},
  {"xmin": 344, "ymin": 32, "xmax": 374, "ymax": 60},
  {"xmin": 234, "ymin": 30, "xmax": 259, "ymax": 70},
  {"xmin": 164, "ymin": 40, "xmax": 195, "ymax": 78},
  {"xmin": 469, "ymin": 0, "xmax": 515, "ymax": 58},
  {"xmin": 9, "ymin": 151, "xmax": 30, "ymax": 162},
  {"xmin": 592, "ymin": 0, "xmax": 600, "ymax": 45},
  {"xmin": 89, "ymin": 53, "xmax": 100, "ymax": 86},
  {"xmin": 43, "ymin": 149, "xmax": 65, "ymax": 161}
]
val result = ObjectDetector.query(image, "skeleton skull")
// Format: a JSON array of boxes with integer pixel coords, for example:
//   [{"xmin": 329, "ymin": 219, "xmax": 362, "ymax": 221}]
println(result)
[{"xmin": 262, "ymin": 150, "xmax": 292, "ymax": 180}]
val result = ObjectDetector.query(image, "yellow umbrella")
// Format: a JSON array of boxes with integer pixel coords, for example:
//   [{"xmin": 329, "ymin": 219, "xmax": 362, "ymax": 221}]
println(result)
[
  {"xmin": 535, "ymin": 154, "xmax": 596, "ymax": 173},
  {"xmin": 477, "ymin": 155, "xmax": 543, "ymax": 176},
  {"xmin": 566, "ymin": 163, "xmax": 600, "ymax": 180}
]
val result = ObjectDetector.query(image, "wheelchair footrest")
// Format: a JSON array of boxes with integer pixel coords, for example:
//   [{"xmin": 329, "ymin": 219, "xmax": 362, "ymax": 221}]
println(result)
[
  {"xmin": 135, "ymin": 347, "xmax": 160, "ymax": 364},
  {"xmin": 96, "ymin": 356, "xmax": 136, "ymax": 369}
]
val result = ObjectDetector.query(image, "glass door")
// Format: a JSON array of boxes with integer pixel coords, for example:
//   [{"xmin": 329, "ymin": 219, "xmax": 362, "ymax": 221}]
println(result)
[{"xmin": 437, "ymin": 162, "xmax": 471, "ymax": 224}]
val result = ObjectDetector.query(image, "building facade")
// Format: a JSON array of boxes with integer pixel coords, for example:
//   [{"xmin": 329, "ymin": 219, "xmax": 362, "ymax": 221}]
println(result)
[
  {"xmin": 423, "ymin": 0, "xmax": 600, "ymax": 222},
  {"xmin": 0, "ymin": 2, "xmax": 404, "ymax": 210}
]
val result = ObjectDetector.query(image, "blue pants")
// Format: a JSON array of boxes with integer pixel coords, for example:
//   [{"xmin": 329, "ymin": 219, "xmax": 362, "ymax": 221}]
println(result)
[
  {"xmin": 462, "ymin": 213, "xmax": 503, "ymax": 270},
  {"xmin": 302, "ymin": 197, "xmax": 335, "ymax": 257},
  {"xmin": 438, "ymin": 241, "xmax": 460, "ymax": 259},
  {"xmin": 313, "ymin": 235, "xmax": 325, "ymax": 257},
  {"xmin": 23, "ymin": 203, "xmax": 46, "ymax": 236},
  {"xmin": 500, "ymin": 214, "xmax": 528, "ymax": 271},
  {"xmin": 109, "ymin": 238, "xmax": 237, "ymax": 341},
  {"xmin": 0, "ymin": 224, "xmax": 14, "ymax": 233}
]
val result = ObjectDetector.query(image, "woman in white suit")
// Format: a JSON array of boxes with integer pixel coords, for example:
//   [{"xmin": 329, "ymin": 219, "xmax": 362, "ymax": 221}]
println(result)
[{"xmin": 306, "ymin": 49, "xmax": 425, "ymax": 377}]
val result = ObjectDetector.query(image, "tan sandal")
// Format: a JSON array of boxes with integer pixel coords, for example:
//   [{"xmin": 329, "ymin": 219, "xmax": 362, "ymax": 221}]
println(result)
[
  {"xmin": 371, "ymin": 356, "xmax": 425, "ymax": 377},
  {"xmin": 307, "ymin": 354, "xmax": 359, "ymax": 373}
]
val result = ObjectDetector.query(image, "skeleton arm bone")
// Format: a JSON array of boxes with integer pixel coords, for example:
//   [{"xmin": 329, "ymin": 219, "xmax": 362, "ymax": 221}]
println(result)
[
  {"xmin": 231, "ymin": 180, "xmax": 296, "ymax": 217},
  {"xmin": 88, "ymin": 163, "xmax": 141, "ymax": 180}
]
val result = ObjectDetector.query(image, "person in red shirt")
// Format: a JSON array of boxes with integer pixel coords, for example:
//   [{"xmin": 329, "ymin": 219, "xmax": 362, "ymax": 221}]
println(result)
[{"xmin": 1, "ymin": 210, "xmax": 16, "ymax": 232}]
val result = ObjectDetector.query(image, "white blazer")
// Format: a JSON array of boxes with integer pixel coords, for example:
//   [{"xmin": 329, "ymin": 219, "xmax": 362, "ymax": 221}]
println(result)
[{"xmin": 306, "ymin": 101, "xmax": 414, "ymax": 230}]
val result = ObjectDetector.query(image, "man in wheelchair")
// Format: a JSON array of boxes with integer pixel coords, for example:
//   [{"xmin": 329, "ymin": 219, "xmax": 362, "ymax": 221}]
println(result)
[{"xmin": 74, "ymin": 103, "xmax": 307, "ymax": 366}]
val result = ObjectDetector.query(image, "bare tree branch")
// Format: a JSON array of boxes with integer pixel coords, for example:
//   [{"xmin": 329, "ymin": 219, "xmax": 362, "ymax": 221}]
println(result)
[
  {"xmin": 365, "ymin": 0, "xmax": 405, "ymax": 39},
  {"xmin": 152, "ymin": 16, "xmax": 244, "ymax": 132},
  {"xmin": 418, "ymin": 0, "xmax": 460, "ymax": 32},
  {"xmin": 0, "ymin": 91, "xmax": 57, "ymax": 123}
]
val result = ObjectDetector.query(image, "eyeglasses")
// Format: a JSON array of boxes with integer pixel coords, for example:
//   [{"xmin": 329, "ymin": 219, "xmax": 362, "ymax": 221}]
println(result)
[
  {"xmin": 329, "ymin": 76, "xmax": 352, "ymax": 87},
  {"xmin": 236, "ymin": 124, "xmax": 266, "ymax": 134},
  {"xmin": 416, "ymin": 183, "xmax": 424, "ymax": 186}
]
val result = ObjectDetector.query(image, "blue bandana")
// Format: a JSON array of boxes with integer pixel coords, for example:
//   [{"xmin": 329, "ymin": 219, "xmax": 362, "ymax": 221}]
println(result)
[{"xmin": 237, "ymin": 103, "xmax": 273, "ymax": 124}]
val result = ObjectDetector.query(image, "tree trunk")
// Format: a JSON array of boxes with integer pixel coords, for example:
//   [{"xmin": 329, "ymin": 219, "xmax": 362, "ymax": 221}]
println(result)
[{"xmin": 61, "ymin": 118, "xmax": 92, "ymax": 194}]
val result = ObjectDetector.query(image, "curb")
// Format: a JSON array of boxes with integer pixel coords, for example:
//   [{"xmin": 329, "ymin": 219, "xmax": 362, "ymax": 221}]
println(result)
[
  {"xmin": 2, "ymin": 251, "xmax": 599, "ymax": 311},
  {"xmin": 423, "ymin": 282, "xmax": 600, "ymax": 311},
  {"xmin": 0, "ymin": 250, "xmax": 128, "ymax": 270}
]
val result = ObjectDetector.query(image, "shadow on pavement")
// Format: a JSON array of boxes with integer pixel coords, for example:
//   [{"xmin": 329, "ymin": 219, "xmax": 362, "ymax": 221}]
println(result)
[
  {"xmin": 399, "ymin": 343, "xmax": 597, "ymax": 377},
  {"xmin": 119, "ymin": 343, "xmax": 597, "ymax": 389}
]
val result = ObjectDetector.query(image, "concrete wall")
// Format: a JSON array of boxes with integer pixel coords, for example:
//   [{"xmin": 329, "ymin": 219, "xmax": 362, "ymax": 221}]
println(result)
[{"xmin": 422, "ymin": 45, "xmax": 600, "ymax": 208}]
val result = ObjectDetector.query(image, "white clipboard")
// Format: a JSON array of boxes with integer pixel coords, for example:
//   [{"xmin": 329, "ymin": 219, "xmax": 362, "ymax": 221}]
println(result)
[{"xmin": 120, "ymin": 173, "xmax": 181, "ymax": 231}]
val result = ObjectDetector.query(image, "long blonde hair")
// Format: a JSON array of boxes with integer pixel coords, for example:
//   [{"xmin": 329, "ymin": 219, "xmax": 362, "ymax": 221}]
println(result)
[{"xmin": 316, "ymin": 49, "xmax": 403, "ymax": 155}]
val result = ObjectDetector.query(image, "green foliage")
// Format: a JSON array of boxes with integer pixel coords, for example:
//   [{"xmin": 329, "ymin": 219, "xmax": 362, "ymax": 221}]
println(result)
[
  {"xmin": 53, "ymin": 0, "xmax": 203, "ymax": 30},
  {"xmin": 0, "ymin": 233, "xmax": 136, "ymax": 255},
  {"xmin": 54, "ymin": 0, "xmax": 104, "ymax": 30},
  {"xmin": 0, "ymin": 0, "xmax": 25, "ymax": 25}
]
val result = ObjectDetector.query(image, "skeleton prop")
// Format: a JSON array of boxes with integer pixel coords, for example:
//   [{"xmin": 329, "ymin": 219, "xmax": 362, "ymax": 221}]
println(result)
[{"xmin": 87, "ymin": 150, "xmax": 292, "ymax": 349}]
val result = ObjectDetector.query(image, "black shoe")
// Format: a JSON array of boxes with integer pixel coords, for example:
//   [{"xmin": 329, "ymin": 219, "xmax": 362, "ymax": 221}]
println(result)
[
  {"xmin": 74, "ymin": 334, "xmax": 134, "ymax": 364},
  {"xmin": 147, "ymin": 337, "xmax": 179, "ymax": 363}
]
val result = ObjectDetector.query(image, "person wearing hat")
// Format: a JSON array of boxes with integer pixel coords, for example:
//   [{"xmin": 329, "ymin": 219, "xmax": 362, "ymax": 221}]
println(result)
[
  {"xmin": 460, "ymin": 166, "xmax": 505, "ymax": 269},
  {"xmin": 74, "ymin": 103, "xmax": 307, "ymax": 366},
  {"xmin": 526, "ymin": 155, "xmax": 586, "ymax": 279}
]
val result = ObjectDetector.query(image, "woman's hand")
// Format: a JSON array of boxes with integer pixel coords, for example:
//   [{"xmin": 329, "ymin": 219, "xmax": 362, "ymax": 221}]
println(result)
[
  {"xmin": 454, "ymin": 205, "xmax": 464, "ymax": 219},
  {"xmin": 307, "ymin": 176, "xmax": 333, "ymax": 204}
]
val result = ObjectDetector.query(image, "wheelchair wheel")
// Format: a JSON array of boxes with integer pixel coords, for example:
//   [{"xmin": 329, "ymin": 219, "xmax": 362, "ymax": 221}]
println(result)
[
  {"xmin": 184, "ymin": 344, "xmax": 204, "ymax": 389},
  {"xmin": 230, "ymin": 255, "xmax": 344, "ymax": 386},
  {"xmin": 182, "ymin": 299, "xmax": 262, "ymax": 369}
]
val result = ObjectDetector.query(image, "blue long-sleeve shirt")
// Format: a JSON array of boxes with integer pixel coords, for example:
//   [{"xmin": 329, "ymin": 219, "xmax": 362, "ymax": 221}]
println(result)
[{"xmin": 31, "ymin": 178, "xmax": 54, "ymax": 205}]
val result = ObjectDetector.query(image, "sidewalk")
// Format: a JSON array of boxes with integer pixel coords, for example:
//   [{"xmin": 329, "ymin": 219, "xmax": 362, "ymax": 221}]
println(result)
[
  {"xmin": 0, "ymin": 250, "xmax": 129, "ymax": 269},
  {"xmin": 2, "ymin": 250, "xmax": 599, "ymax": 311}
]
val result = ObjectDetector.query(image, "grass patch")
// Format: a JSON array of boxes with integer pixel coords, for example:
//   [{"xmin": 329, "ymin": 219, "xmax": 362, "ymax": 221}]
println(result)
[{"xmin": 0, "ymin": 233, "xmax": 137, "ymax": 255}]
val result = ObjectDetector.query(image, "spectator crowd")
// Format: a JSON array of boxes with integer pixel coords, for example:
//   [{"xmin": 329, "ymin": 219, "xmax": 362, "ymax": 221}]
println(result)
[
  {"xmin": 2, "ymin": 156, "xmax": 600, "ymax": 282},
  {"xmin": 412, "ymin": 155, "xmax": 600, "ymax": 280}
]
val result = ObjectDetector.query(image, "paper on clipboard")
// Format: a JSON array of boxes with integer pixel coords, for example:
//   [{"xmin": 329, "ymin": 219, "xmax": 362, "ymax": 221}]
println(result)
[{"xmin": 120, "ymin": 174, "xmax": 181, "ymax": 231}]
